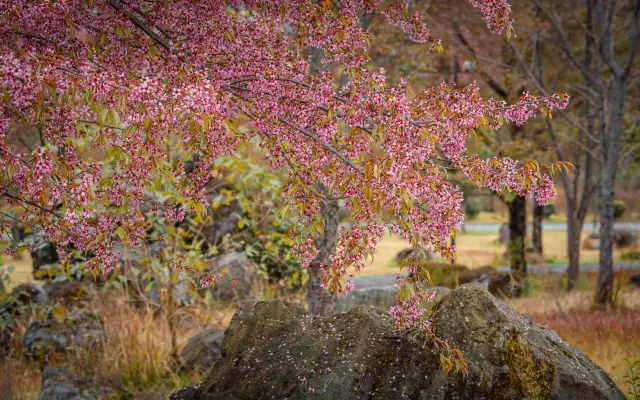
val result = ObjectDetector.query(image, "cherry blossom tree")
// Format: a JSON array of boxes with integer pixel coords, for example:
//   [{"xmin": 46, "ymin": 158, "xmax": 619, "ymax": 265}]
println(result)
[{"xmin": 1, "ymin": 0, "xmax": 568, "ymax": 339}]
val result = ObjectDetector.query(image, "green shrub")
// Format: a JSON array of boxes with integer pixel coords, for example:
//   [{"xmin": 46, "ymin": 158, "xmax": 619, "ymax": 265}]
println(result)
[
  {"xmin": 464, "ymin": 200, "xmax": 481, "ymax": 220},
  {"xmin": 521, "ymin": 275, "xmax": 543, "ymax": 297},
  {"xmin": 614, "ymin": 200, "xmax": 626, "ymax": 220},
  {"xmin": 622, "ymin": 251, "xmax": 640, "ymax": 261},
  {"xmin": 542, "ymin": 203, "xmax": 556, "ymax": 219},
  {"xmin": 623, "ymin": 358, "xmax": 640, "ymax": 400}
]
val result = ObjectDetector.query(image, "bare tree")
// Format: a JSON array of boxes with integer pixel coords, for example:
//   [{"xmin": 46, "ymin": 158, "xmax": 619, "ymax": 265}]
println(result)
[{"xmin": 530, "ymin": 0, "xmax": 639, "ymax": 304}]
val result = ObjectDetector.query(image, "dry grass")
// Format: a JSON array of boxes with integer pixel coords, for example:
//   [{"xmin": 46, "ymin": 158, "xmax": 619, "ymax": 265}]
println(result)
[
  {"xmin": 359, "ymin": 229, "xmax": 625, "ymax": 275},
  {"xmin": 504, "ymin": 272, "xmax": 640, "ymax": 394},
  {"xmin": 0, "ymin": 290, "xmax": 236, "ymax": 399},
  {"xmin": 2, "ymin": 228, "xmax": 630, "ymax": 285}
]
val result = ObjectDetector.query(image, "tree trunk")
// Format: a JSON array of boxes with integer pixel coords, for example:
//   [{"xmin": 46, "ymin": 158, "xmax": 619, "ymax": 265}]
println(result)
[
  {"xmin": 532, "ymin": 201, "xmax": 543, "ymax": 256},
  {"xmin": 596, "ymin": 175, "xmax": 615, "ymax": 306},
  {"xmin": 166, "ymin": 260, "xmax": 178, "ymax": 362},
  {"xmin": 508, "ymin": 196, "xmax": 527, "ymax": 279},
  {"xmin": 566, "ymin": 210, "xmax": 582, "ymax": 291},
  {"xmin": 307, "ymin": 191, "xmax": 339, "ymax": 316},
  {"xmin": 595, "ymin": 79, "xmax": 625, "ymax": 307}
]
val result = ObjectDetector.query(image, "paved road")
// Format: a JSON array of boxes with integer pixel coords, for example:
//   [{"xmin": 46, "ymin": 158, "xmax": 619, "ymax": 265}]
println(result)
[
  {"xmin": 354, "ymin": 262, "xmax": 640, "ymax": 289},
  {"xmin": 462, "ymin": 222, "xmax": 640, "ymax": 232}
]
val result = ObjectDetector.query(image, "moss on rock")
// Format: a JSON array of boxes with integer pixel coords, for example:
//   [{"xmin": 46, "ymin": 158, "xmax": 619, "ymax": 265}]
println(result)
[{"xmin": 505, "ymin": 328, "xmax": 556, "ymax": 399}]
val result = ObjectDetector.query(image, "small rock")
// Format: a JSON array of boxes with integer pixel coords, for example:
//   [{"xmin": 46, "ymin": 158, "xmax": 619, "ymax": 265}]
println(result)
[
  {"xmin": 24, "ymin": 308, "xmax": 103, "ymax": 361},
  {"xmin": 11, "ymin": 283, "xmax": 49, "ymax": 307},
  {"xmin": 180, "ymin": 328, "xmax": 225, "ymax": 372},
  {"xmin": 44, "ymin": 281, "xmax": 94, "ymax": 307},
  {"xmin": 630, "ymin": 274, "xmax": 640, "ymax": 287},
  {"xmin": 0, "ymin": 283, "xmax": 49, "ymax": 356},
  {"xmin": 26, "ymin": 231, "xmax": 59, "ymax": 279},
  {"xmin": 38, "ymin": 367, "xmax": 121, "ymax": 400},
  {"xmin": 459, "ymin": 266, "xmax": 496, "ymax": 285},
  {"xmin": 204, "ymin": 252, "xmax": 266, "ymax": 302},
  {"xmin": 487, "ymin": 272, "xmax": 523, "ymax": 297},
  {"xmin": 614, "ymin": 229, "xmax": 638, "ymax": 248},
  {"xmin": 170, "ymin": 384, "xmax": 201, "ymax": 400}
]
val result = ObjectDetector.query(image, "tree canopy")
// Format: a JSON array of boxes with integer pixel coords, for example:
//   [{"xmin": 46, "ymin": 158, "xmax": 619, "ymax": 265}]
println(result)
[{"xmin": 0, "ymin": 0, "xmax": 569, "ymax": 311}]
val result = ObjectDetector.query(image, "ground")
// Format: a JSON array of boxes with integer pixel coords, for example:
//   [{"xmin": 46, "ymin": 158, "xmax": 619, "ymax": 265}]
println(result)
[{"xmin": 1, "ymin": 226, "xmax": 638, "ymax": 398}]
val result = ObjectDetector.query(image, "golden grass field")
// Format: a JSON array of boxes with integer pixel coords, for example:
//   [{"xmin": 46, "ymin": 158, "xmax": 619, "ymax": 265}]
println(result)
[
  {"xmin": 358, "ymin": 228, "xmax": 622, "ymax": 275},
  {"xmin": 0, "ymin": 227, "xmax": 627, "ymax": 286}
]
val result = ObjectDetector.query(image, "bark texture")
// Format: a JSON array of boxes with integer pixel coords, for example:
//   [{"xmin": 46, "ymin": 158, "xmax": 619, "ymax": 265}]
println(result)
[
  {"xmin": 307, "ymin": 193, "xmax": 339, "ymax": 316},
  {"xmin": 532, "ymin": 201, "xmax": 543, "ymax": 256},
  {"xmin": 508, "ymin": 196, "xmax": 527, "ymax": 279}
]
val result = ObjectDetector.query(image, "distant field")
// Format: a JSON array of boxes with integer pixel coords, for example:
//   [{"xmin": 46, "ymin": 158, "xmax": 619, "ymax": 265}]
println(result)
[
  {"xmin": 360, "ymin": 228, "xmax": 624, "ymax": 275},
  {"xmin": 0, "ymin": 228, "xmax": 629, "ymax": 285}
]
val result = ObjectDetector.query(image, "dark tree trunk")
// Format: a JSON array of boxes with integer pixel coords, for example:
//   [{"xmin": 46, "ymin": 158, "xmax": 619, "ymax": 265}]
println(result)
[
  {"xmin": 307, "ymin": 192, "xmax": 339, "ymax": 316},
  {"xmin": 508, "ymin": 196, "xmax": 527, "ymax": 279},
  {"xmin": 532, "ymin": 201, "xmax": 543, "ymax": 256},
  {"xmin": 596, "ymin": 174, "xmax": 615, "ymax": 306},
  {"xmin": 595, "ymin": 78, "xmax": 626, "ymax": 307},
  {"xmin": 566, "ymin": 209, "xmax": 582, "ymax": 291}
]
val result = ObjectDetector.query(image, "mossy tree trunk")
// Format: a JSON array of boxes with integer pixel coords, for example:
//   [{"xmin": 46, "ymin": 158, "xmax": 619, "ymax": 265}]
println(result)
[
  {"xmin": 508, "ymin": 196, "xmax": 527, "ymax": 279},
  {"xmin": 532, "ymin": 201, "xmax": 543, "ymax": 256}
]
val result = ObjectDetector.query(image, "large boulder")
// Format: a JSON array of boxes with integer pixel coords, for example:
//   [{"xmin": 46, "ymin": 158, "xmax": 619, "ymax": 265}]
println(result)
[
  {"xmin": 204, "ymin": 252, "xmax": 266, "ymax": 302},
  {"xmin": 38, "ymin": 367, "xmax": 122, "ymax": 400},
  {"xmin": 180, "ymin": 327, "xmax": 225, "ymax": 372},
  {"xmin": 179, "ymin": 284, "xmax": 624, "ymax": 399},
  {"xmin": 24, "ymin": 308, "xmax": 103, "ymax": 361}
]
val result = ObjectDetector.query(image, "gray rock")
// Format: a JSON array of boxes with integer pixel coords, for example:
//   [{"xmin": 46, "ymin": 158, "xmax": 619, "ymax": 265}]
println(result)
[
  {"xmin": 170, "ymin": 384, "xmax": 201, "ymax": 400},
  {"xmin": 24, "ymin": 308, "xmax": 103, "ymax": 361},
  {"xmin": 38, "ymin": 367, "xmax": 120, "ymax": 400},
  {"xmin": 0, "ymin": 283, "xmax": 49, "ymax": 355},
  {"xmin": 11, "ymin": 283, "xmax": 49, "ymax": 306},
  {"xmin": 630, "ymin": 274, "xmax": 640, "ymax": 287},
  {"xmin": 180, "ymin": 328, "xmax": 225, "ymax": 372},
  {"xmin": 181, "ymin": 284, "xmax": 624, "ymax": 400},
  {"xmin": 614, "ymin": 229, "xmax": 638, "ymax": 247},
  {"xmin": 26, "ymin": 230, "xmax": 59, "ymax": 278},
  {"xmin": 335, "ymin": 285, "xmax": 450, "ymax": 313},
  {"xmin": 205, "ymin": 252, "xmax": 266, "ymax": 302}
]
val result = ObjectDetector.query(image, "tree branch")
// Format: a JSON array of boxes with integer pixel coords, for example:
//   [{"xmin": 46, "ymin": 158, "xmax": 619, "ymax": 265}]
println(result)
[{"xmin": 107, "ymin": 0, "xmax": 171, "ymax": 52}]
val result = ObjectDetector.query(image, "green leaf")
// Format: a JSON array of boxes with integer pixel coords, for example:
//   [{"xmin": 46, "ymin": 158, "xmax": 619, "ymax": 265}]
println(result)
[
  {"xmin": 52, "ymin": 305, "xmax": 66, "ymax": 323},
  {"xmin": 116, "ymin": 226, "xmax": 126, "ymax": 241}
]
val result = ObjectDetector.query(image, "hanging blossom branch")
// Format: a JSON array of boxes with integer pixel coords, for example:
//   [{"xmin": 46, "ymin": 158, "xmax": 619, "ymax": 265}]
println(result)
[{"xmin": 1, "ymin": 1, "xmax": 567, "ymax": 314}]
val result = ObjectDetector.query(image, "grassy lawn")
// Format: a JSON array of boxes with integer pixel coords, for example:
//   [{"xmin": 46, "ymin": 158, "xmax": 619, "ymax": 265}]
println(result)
[
  {"xmin": 1, "ymin": 228, "xmax": 629, "ymax": 285},
  {"xmin": 359, "ymin": 228, "xmax": 624, "ymax": 275}
]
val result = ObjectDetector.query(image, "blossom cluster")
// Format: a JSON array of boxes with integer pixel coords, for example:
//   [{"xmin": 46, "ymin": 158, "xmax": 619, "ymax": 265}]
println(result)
[{"xmin": 0, "ymin": 1, "xmax": 565, "ymax": 320}]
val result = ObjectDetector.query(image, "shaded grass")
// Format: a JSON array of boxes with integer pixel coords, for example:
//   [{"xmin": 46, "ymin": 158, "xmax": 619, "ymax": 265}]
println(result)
[{"xmin": 0, "ymin": 290, "xmax": 236, "ymax": 399}]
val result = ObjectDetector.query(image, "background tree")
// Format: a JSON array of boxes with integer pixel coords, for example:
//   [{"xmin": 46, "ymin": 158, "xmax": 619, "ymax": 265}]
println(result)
[{"xmin": 529, "ymin": 0, "xmax": 640, "ymax": 303}]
